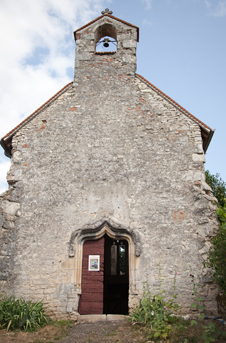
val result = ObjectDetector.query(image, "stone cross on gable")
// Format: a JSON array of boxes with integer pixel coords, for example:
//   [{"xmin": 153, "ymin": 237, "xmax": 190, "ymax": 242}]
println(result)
[{"xmin": 101, "ymin": 8, "xmax": 113, "ymax": 15}]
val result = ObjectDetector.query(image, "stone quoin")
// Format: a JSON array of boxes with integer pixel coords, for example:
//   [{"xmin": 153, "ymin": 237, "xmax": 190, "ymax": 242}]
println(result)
[{"xmin": 0, "ymin": 9, "xmax": 219, "ymax": 319}]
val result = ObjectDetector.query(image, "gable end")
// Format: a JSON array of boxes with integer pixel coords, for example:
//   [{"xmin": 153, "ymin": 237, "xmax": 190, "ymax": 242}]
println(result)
[
  {"xmin": 136, "ymin": 74, "xmax": 214, "ymax": 153},
  {"xmin": 1, "ymin": 82, "xmax": 73, "ymax": 157},
  {"xmin": 74, "ymin": 13, "xmax": 139, "ymax": 42}
]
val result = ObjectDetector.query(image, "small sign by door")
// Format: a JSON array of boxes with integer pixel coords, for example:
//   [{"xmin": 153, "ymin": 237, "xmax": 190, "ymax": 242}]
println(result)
[{"xmin": 88, "ymin": 255, "xmax": 100, "ymax": 271}]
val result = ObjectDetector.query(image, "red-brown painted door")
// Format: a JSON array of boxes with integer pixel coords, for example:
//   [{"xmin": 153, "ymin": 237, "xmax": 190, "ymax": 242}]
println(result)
[{"xmin": 79, "ymin": 237, "xmax": 104, "ymax": 314}]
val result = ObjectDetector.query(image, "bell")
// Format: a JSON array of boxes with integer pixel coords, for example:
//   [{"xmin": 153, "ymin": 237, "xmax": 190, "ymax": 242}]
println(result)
[{"xmin": 103, "ymin": 38, "xmax": 109, "ymax": 48}]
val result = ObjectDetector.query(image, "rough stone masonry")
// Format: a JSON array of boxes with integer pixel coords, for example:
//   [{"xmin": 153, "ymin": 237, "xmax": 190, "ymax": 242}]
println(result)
[{"xmin": 0, "ymin": 11, "xmax": 219, "ymax": 319}]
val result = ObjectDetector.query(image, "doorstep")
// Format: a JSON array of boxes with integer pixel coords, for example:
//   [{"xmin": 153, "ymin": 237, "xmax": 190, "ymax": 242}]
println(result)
[{"xmin": 79, "ymin": 314, "xmax": 125, "ymax": 322}]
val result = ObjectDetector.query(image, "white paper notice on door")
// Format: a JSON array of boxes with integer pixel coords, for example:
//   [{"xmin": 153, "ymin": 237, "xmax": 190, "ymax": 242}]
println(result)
[{"xmin": 88, "ymin": 255, "xmax": 100, "ymax": 271}]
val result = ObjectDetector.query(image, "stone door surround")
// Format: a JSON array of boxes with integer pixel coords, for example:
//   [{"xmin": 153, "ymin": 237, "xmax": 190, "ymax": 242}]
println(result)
[{"xmin": 69, "ymin": 218, "xmax": 141, "ymax": 295}]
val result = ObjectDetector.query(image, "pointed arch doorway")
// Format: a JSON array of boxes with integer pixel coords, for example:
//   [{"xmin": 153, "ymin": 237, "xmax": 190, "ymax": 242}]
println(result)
[
  {"xmin": 79, "ymin": 234, "xmax": 129, "ymax": 315},
  {"xmin": 70, "ymin": 220, "xmax": 141, "ymax": 316}
]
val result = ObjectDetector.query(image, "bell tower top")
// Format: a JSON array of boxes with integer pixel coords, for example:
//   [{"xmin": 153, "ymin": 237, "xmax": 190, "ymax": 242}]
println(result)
[{"xmin": 73, "ymin": 10, "xmax": 139, "ymax": 78}]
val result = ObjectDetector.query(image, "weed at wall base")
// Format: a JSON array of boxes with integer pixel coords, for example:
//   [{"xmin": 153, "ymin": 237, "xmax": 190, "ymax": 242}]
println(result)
[
  {"xmin": 129, "ymin": 269, "xmax": 179, "ymax": 341},
  {"xmin": 129, "ymin": 268, "xmax": 226, "ymax": 342},
  {"xmin": 0, "ymin": 295, "xmax": 48, "ymax": 331}
]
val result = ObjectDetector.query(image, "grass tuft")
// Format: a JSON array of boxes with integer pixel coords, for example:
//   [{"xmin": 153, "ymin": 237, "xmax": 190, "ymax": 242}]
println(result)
[{"xmin": 0, "ymin": 296, "xmax": 48, "ymax": 331}]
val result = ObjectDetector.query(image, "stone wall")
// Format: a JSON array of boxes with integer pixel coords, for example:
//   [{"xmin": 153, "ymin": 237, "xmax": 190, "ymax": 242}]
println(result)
[
  {"xmin": 0, "ymin": 185, "xmax": 21, "ymax": 294},
  {"xmin": 0, "ymin": 14, "xmax": 219, "ymax": 318}
]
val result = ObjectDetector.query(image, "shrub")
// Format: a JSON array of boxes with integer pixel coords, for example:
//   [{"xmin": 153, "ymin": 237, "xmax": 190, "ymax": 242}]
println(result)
[
  {"xmin": 205, "ymin": 170, "xmax": 226, "ymax": 207},
  {"xmin": 0, "ymin": 296, "xmax": 48, "ymax": 331},
  {"xmin": 129, "ymin": 272, "xmax": 179, "ymax": 340},
  {"xmin": 206, "ymin": 204, "xmax": 226, "ymax": 294},
  {"xmin": 205, "ymin": 170, "xmax": 226, "ymax": 295}
]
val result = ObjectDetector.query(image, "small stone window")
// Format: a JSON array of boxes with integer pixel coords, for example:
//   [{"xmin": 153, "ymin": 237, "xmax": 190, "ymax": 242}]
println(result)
[{"xmin": 95, "ymin": 23, "xmax": 117, "ymax": 53}]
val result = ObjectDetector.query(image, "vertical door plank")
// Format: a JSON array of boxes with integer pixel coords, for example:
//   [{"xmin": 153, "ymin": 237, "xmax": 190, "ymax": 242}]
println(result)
[{"xmin": 79, "ymin": 237, "xmax": 104, "ymax": 314}]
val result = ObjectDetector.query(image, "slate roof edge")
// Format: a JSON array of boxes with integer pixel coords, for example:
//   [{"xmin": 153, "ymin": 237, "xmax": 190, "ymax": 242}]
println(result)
[
  {"xmin": 74, "ymin": 13, "xmax": 139, "ymax": 42},
  {"xmin": 1, "ymin": 81, "xmax": 73, "ymax": 157}
]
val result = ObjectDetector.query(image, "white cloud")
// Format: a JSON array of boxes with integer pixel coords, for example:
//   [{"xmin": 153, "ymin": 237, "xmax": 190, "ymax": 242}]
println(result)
[
  {"xmin": 204, "ymin": 0, "xmax": 211, "ymax": 9},
  {"xmin": 0, "ymin": 0, "xmax": 108, "ymax": 193},
  {"xmin": 140, "ymin": 0, "xmax": 153, "ymax": 10},
  {"xmin": 0, "ymin": 157, "xmax": 10, "ymax": 195},
  {"xmin": 214, "ymin": 1, "xmax": 226, "ymax": 16},
  {"xmin": 204, "ymin": 0, "xmax": 226, "ymax": 17},
  {"xmin": 143, "ymin": 19, "xmax": 153, "ymax": 26}
]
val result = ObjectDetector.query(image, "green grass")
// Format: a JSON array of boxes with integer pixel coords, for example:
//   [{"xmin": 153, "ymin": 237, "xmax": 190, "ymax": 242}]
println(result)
[{"xmin": 106, "ymin": 330, "xmax": 117, "ymax": 336}]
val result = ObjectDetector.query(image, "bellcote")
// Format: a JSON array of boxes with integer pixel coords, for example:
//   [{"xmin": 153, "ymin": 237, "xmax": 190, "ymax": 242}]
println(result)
[{"xmin": 73, "ymin": 10, "xmax": 139, "ymax": 78}]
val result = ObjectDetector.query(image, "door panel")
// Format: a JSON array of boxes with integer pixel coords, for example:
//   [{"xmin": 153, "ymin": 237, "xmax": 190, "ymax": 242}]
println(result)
[
  {"xmin": 79, "ymin": 237, "xmax": 104, "ymax": 314},
  {"xmin": 79, "ymin": 235, "xmax": 129, "ymax": 315},
  {"xmin": 104, "ymin": 235, "xmax": 129, "ymax": 314}
]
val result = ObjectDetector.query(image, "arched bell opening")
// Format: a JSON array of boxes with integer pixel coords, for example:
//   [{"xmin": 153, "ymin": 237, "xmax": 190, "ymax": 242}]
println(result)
[
  {"xmin": 94, "ymin": 23, "xmax": 117, "ymax": 53},
  {"xmin": 69, "ymin": 219, "xmax": 141, "ymax": 314}
]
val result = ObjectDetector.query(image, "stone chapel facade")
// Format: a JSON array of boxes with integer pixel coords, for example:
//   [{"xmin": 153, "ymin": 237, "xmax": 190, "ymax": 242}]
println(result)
[{"xmin": 0, "ymin": 10, "xmax": 219, "ymax": 319}]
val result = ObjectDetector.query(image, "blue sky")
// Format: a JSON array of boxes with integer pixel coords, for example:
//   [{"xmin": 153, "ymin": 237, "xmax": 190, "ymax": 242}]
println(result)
[{"xmin": 0, "ymin": 0, "xmax": 226, "ymax": 193}]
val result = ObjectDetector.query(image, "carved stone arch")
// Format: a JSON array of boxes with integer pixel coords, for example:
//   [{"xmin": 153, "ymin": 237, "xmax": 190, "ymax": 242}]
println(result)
[
  {"xmin": 69, "ymin": 218, "xmax": 141, "ymax": 295},
  {"xmin": 94, "ymin": 23, "xmax": 117, "ymax": 52}
]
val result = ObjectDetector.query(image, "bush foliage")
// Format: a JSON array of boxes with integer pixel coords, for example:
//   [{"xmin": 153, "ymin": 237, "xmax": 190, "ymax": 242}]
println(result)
[
  {"xmin": 130, "ymin": 273, "xmax": 226, "ymax": 342},
  {"xmin": 205, "ymin": 170, "xmax": 226, "ymax": 207},
  {"xmin": 207, "ymin": 205, "xmax": 226, "ymax": 294},
  {"xmin": 205, "ymin": 170, "xmax": 226, "ymax": 295},
  {"xmin": 130, "ymin": 270, "xmax": 179, "ymax": 340},
  {"xmin": 0, "ymin": 296, "xmax": 48, "ymax": 331}
]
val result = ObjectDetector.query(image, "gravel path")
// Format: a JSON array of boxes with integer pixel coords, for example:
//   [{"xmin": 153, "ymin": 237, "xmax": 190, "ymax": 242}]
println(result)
[{"xmin": 58, "ymin": 320, "xmax": 146, "ymax": 343}]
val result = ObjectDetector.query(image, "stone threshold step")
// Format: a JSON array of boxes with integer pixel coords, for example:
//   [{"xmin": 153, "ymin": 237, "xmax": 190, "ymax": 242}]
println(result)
[{"xmin": 79, "ymin": 314, "xmax": 125, "ymax": 322}]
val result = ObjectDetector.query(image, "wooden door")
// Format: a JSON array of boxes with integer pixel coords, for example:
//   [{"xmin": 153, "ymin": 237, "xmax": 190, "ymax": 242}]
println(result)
[
  {"xmin": 79, "ymin": 237, "xmax": 104, "ymax": 314},
  {"xmin": 104, "ymin": 235, "xmax": 129, "ymax": 314}
]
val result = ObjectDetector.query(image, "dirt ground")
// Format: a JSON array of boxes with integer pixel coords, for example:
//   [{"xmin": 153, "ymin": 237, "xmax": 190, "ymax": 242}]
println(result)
[
  {"xmin": 58, "ymin": 321, "xmax": 147, "ymax": 343},
  {"xmin": 0, "ymin": 321, "xmax": 147, "ymax": 343},
  {"xmin": 1, "ymin": 318, "xmax": 226, "ymax": 343}
]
